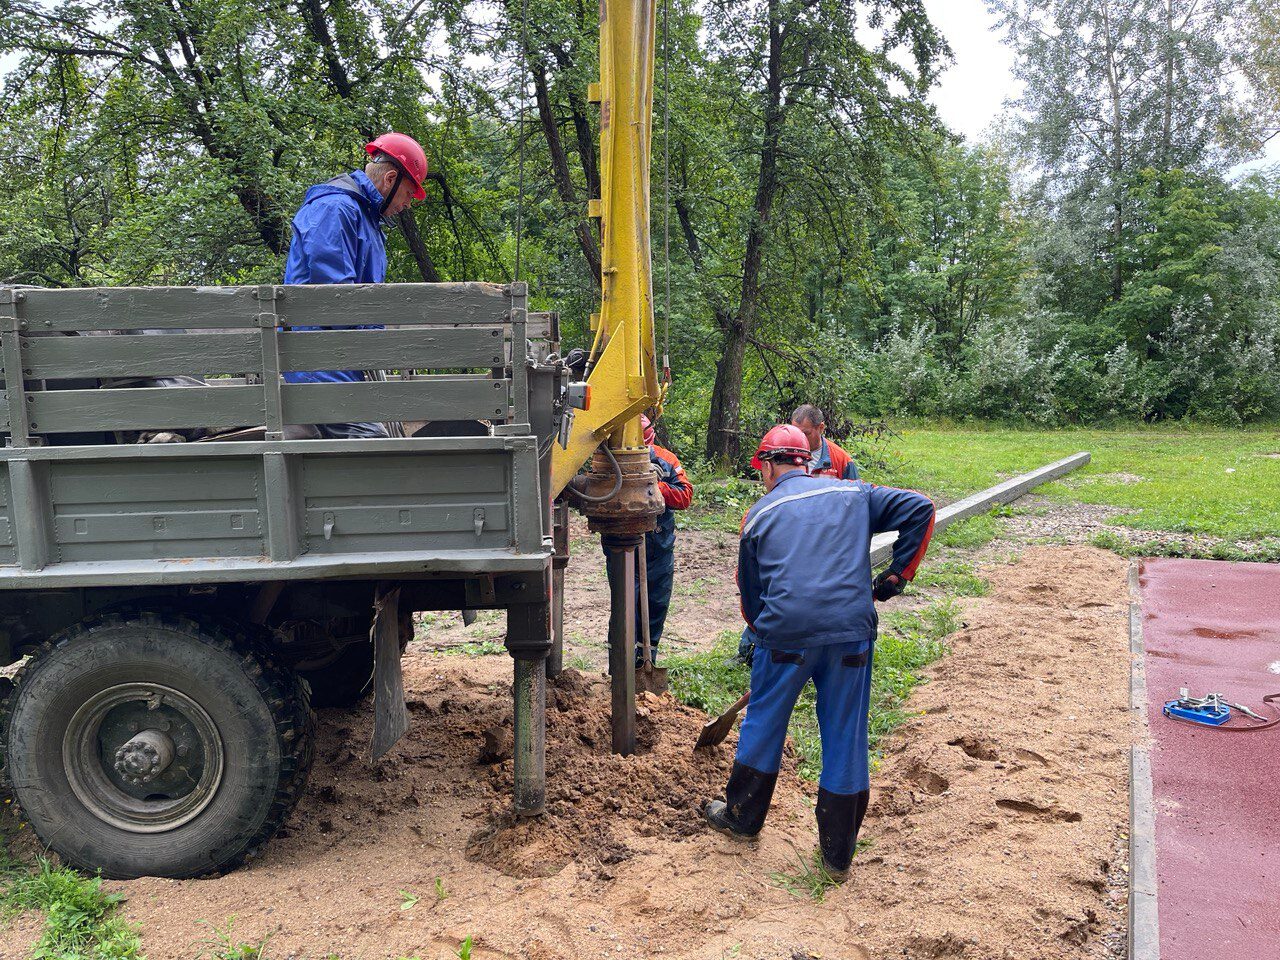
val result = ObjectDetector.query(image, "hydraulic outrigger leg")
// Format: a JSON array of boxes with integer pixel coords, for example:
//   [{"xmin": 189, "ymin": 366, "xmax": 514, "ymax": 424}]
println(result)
[{"xmin": 508, "ymin": 600, "xmax": 551, "ymax": 815}]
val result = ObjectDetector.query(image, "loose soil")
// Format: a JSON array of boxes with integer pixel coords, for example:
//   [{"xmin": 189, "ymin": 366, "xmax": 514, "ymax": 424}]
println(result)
[{"xmin": 0, "ymin": 543, "xmax": 1133, "ymax": 960}]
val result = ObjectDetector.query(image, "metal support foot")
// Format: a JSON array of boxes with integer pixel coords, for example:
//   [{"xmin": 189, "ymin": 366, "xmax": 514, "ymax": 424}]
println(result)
[
  {"xmin": 512, "ymin": 654, "xmax": 546, "ymax": 816},
  {"xmin": 547, "ymin": 501, "xmax": 569, "ymax": 680},
  {"xmin": 507, "ymin": 599, "xmax": 551, "ymax": 816},
  {"xmin": 603, "ymin": 533, "xmax": 639, "ymax": 756},
  {"xmin": 547, "ymin": 564, "xmax": 565, "ymax": 679}
]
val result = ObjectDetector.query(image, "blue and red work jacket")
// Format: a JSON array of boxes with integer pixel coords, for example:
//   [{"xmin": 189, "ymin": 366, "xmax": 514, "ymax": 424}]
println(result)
[
  {"xmin": 737, "ymin": 471, "xmax": 934, "ymax": 650},
  {"xmin": 649, "ymin": 444, "xmax": 693, "ymax": 556},
  {"xmin": 810, "ymin": 437, "xmax": 859, "ymax": 480}
]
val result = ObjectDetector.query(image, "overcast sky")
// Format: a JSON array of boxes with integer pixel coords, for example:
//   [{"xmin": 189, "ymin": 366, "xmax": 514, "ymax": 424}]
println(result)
[{"xmin": 921, "ymin": 0, "xmax": 1280, "ymax": 174}]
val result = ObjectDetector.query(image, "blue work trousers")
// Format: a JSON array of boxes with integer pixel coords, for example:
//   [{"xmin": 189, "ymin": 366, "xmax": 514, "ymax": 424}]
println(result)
[
  {"xmin": 601, "ymin": 535, "xmax": 675, "ymax": 655},
  {"xmin": 736, "ymin": 639, "xmax": 874, "ymax": 795},
  {"xmin": 640, "ymin": 537, "xmax": 675, "ymax": 651}
]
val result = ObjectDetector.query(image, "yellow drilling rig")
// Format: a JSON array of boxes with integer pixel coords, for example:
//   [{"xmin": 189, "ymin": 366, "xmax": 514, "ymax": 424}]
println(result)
[{"xmin": 549, "ymin": 0, "xmax": 667, "ymax": 756}]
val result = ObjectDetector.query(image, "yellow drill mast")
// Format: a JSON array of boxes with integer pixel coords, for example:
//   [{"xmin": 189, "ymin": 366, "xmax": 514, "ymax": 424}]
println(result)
[{"xmin": 549, "ymin": 0, "xmax": 663, "ymax": 497}]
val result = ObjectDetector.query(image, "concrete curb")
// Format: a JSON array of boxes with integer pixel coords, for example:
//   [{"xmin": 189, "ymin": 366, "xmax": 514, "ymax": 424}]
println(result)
[
  {"xmin": 869, "ymin": 451, "xmax": 1092, "ymax": 566},
  {"xmin": 1128, "ymin": 561, "xmax": 1161, "ymax": 960}
]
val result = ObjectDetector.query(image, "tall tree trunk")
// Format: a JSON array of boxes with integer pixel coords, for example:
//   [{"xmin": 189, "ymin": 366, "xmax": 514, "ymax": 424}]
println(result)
[
  {"xmin": 398, "ymin": 210, "xmax": 441, "ymax": 282},
  {"xmin": 1102, "ymin": 0, "xmax": 1125, "ymax": 303},
  {"xmin": 532, "ymin": 61, "xmax": 603, "ymax": 285},
  {"xmin": 705, "ymin": 0, "xmax": 785, "ymax": 467},
  {"xmin": 1161, "ymin": 0, "xmax": 1174, "ymax": 168},
  {"xmin": 675, "ymin": 190, "xmax": 731, "ymax": 331},
  {"xmin": 299, "ymin": 0, "xmax": 355, "ymax": 99}
]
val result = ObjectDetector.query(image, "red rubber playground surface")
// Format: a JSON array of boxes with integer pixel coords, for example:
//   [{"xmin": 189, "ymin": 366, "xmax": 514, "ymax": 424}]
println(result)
[{"xmin": 1138, "ymin": 558, "xmax": 1280, "ymax": 959}]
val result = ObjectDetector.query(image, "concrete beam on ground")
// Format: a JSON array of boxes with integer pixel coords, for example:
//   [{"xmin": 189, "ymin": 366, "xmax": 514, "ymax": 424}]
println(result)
[{"xmin": 869, "ymin": 451, "xmax": 1091, "ymax": 567}]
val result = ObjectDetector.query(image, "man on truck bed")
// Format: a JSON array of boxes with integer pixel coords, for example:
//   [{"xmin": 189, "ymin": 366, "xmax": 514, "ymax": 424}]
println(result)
[
  {"xmin": 705, "ymin": 424, "xmax": 935, "ymax": 881},
  {"xmin": 282, "ymin": 132, "xmax": 428, "ymax": 439}
]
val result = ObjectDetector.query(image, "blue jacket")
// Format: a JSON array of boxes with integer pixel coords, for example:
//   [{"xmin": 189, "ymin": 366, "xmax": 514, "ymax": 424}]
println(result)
[
  {"xmin": 737, "ymin": 471, "xmax": 935, "ymax": 650},
  {"xmin": 282, "ymin": 171, "xmax": 387, "ymax": 384}
]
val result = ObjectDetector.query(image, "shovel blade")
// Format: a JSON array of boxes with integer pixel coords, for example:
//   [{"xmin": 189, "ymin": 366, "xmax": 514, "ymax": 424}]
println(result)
[
  {"xmin": 694, "ymin": 690, "xmax": 750, "ymax": 751},
  {"xmin": 637, "ymin": 664, "xmax": 669, "ymax": 696},
  {"xmin": 695, "ymin": 712, "xmax": 737, "ymax": 750}
]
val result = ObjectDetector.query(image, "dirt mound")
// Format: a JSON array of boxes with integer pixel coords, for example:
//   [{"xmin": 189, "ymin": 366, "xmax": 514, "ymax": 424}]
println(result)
[
  {"xmin": 285, "ymin": 660, "xmax": 776, "ymax": 877},
  {"xmin": 466, "ymin": 675, "xmax": 762, "ymax": 877}
]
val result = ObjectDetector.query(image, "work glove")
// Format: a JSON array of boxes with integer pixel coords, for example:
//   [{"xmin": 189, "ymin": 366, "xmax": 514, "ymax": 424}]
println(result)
[{"xmin": 872, "ymin": 570, "xmax": 906, "ymax": 602}]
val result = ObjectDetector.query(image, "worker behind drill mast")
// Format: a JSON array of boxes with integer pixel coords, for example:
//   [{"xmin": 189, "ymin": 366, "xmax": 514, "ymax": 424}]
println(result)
[
  {"xmin": 790, "ymin": 404, "xmax": 860, "ymax": 480},
  {"xmin": 281, "ymin": 132, "xmax": 427, "ymax": 439},
  {"xmin": 636, "ymin": 414, "xmax": 693, "ymax": 663},
  {"xmin": 705, "ymin": 424, "xmax": 935, "ymax": 880}
]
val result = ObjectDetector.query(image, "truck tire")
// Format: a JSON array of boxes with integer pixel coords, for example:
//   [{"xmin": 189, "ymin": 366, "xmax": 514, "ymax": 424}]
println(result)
[
  {"xmin": 1, "ymin": 611, "xmax": 313, "ymax": 879},
  {"xmin": 298, "ymin": 608, "xmax": 413, "ymax": 709}
]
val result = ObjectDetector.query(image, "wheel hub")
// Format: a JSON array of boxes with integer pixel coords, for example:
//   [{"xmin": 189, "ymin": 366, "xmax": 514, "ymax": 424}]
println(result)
[
  {"xmin": 113, "ymin": 729, "xmax": 176, "ymax": 784},
  {"xmin": 63, "ymin": 683, "xmax": 225, "ymax": 834}
]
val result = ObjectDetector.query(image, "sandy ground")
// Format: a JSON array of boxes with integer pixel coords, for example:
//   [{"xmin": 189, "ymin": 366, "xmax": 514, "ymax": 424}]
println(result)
[{"xmin": 0, "ymin": 534, "xmax": 1134, "ymax": 960}]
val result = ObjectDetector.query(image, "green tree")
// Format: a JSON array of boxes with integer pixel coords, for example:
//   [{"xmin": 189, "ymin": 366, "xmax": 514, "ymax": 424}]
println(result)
[
  {"xmin": 867, "ymin": 142, "xmax": 1027, "ymax": 360},
  {"xmin": 989, "ymin": 0, "xmax": 1279, "ymax": 306}
]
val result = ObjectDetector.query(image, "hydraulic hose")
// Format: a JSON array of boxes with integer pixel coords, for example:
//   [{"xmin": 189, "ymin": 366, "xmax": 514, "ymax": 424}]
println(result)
[{"xmin": 570, "ymin": 442, "xmax": 624, "ymax": 504}]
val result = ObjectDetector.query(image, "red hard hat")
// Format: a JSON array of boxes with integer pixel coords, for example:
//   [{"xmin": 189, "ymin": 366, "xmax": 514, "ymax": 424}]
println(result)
[
  {"xmin": 751, "ymin": 424, "xmax": 810, "ymax": 470},
  {"xmin": 641, "ymin": 414, "xmax": 655, "ymax": 446},
  {"xmin": 365, "ymin": 132, "xmax": 428, "ymax": 200}
]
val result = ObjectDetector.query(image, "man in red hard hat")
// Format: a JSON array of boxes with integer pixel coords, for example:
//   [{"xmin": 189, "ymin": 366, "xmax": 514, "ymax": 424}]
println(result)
[
  {"xmin": 705, "ymin": 424, "xmax": 935, "ymax": 882},
  {"xmin": 282, "ymin": 132, "xmax": 428, "ymax": 438}
]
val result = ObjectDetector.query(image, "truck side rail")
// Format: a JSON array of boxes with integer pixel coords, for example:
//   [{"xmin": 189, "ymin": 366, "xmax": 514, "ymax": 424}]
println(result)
[
  {"xmin": 0, "ymin": 284, "xmax": 548, "ymax": 584},
  {"xmin": 0, "ymin": 282, "xmax": 530, "ymax": 439}
]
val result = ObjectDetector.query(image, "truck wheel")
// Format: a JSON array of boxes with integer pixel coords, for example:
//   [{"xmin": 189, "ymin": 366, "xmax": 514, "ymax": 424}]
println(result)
[
  {"xmin": 1, "ymin": 612, "xmax": 313, "ymax": 879},
  {"xmin": 298, "ymin": 609, "xmax": 413, "ymax": 709}
]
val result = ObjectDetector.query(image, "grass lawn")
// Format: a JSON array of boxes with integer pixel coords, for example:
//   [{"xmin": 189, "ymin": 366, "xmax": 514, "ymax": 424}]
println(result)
[{"xmin": 870, "ymin": 424, "xmax": 1280, "ymax": 543}]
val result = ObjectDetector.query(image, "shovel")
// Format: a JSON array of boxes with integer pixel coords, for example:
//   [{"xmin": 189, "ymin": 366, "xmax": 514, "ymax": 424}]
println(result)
[
  {"xmin": 636, "ymin": 539, "xmax": 669, "ymax": 695},
  {"xmin": 695, "ymin": 690, "xmax": 750, "ymax": 750}
]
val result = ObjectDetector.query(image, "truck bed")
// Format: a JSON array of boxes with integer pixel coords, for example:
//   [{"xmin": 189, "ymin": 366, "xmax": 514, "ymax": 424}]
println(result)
[{"xmin": 0, "ymin": 282, "xmax": 553, "ymax": 587}]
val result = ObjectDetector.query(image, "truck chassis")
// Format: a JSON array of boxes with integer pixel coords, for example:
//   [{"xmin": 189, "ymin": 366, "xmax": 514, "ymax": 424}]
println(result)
[{"xmin": 0, "ymin": 280, "xmax": 564, "ymax": 878}]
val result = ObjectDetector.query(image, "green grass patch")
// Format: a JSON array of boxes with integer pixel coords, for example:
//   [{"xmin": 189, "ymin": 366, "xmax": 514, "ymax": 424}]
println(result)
[
  {"xmin": 768, "ymin": 840, "xmax": 873, "ymax": 902},
  {"xmin": 876, "ymin": 424, "xmax": 1280, "ymax": 543},
  {"xmin": 1088, "ymin": 529, "xmax": 1280, "ymax": 562},
  {"xmin": 438, "ymin": 639, "xmax": 506, "ymax": 657},
  {"xmin": 768, "ymin": 846, "xmax": 849, "ymax": 903},
  {"xmin": 195, "ymin": 919, "xmax": 271, "ymax": 959},
  {"xmin": 909, "ymin": 559, "xmax": 989, "ymax": 597},
  {"xmin": 664, "ymin": 629, "xmax": 750, "ymax": 716},
  {"xmin": 679, "ymin": 474, "xmax": 759, "ymax": 533},
  {"xmin": 1, "ymin": 857, "xmax": 142, "ymax": 959},
  {"xmin": 666, "ymin": 596, "xmax": 961, "ymax": 782},
  {"xmin": 934, "ymin": 511, "xmax": 1002, "ymax": 550}
]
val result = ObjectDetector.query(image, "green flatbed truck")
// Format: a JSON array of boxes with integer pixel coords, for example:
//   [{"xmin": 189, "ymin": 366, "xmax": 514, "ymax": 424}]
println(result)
[{"xmin": 0, "ymin": 280, "xmax": 566, "ymax": 878}]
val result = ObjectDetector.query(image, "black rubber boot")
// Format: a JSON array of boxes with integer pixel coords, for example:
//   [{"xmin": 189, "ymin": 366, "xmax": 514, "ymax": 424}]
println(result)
[
  {"xmin": 704, "ymin": 762, "xmax": 778, "ymax": 839},
  {"xmin": 815, "ymin": 787, "xmax": 870, "ymax": 880}
]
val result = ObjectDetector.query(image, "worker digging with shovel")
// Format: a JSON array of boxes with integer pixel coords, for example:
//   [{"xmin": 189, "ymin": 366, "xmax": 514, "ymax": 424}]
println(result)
[
  {"xmin": 635, "ymin": 414, "xmax": 692, "ymax": 692},
  {"xmin": 701, "ymin": 424, "xmax": 935, "ymax": 881}
]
